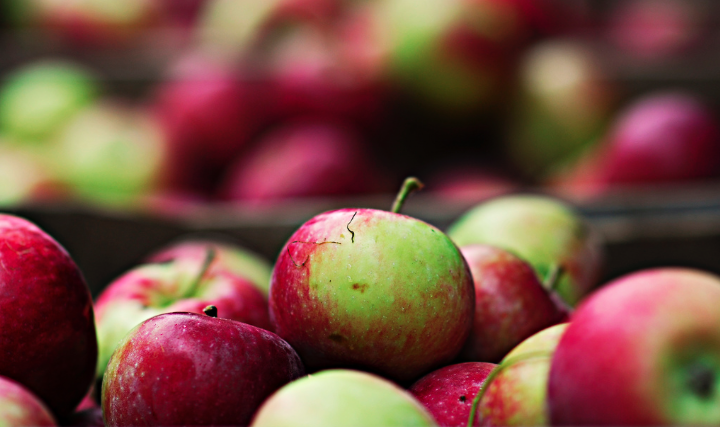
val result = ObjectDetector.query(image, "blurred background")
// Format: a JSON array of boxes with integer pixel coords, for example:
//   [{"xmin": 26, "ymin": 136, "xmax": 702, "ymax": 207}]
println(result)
[{"xmin": 2, "ymin": 0, "xmax": 720, "ymax": 293}]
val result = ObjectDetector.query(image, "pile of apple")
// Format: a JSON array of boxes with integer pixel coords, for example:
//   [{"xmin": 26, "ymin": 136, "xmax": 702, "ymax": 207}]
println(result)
[{"xmin": 0, "ymin": 179, "xmax": 719, "ymax": 426}]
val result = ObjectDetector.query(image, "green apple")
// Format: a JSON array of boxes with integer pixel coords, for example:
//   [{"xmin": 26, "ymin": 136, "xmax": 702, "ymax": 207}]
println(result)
[
  {"xmin": 251, "ymin": 369, "xmax": 438, "ymax": 427},
  {"xmin": 447, "ymin": 195, "xmax": 602, "ymax": 306}
]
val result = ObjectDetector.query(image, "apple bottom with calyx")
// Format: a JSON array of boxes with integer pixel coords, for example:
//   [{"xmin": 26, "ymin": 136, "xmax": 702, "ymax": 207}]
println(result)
[
  {"xmin": 473, "ymin": 323, "xmax": 568, "ymax": 427},
  {"xmin": 549, "ymin": 268, "xmax": 720, "ymax": 425},
  {"xmin": 102, "ymin": 308, "xmax": 305, "ymax": 426},
  {"xmin": 0, "ymin": 375, "xmax": 56, "ymax": 427},
  {"xmin": 458, "ymin": 244, "xmax": 568, "ymax": 363},
  {"xmin": 251, "ymin": 369, "xmax": 437, "ymax": 427},
  {"xmin": 409, "ymin": 362, "xmax": 496, "ymax": 427}
]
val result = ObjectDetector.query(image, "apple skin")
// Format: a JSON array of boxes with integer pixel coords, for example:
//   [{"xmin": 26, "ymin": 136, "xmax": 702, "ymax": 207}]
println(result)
[
  {"xmin": 447, "ymin": 195, "xmax": 602, "ymax": 307},
  {"xmin": 475, "ymin": 323, "xmax": 567, "ymax": 426},
  {"xmin": 270, "ymin": 208, "xmax": 474, "ymax": 382},
  {"xmin": 146, "ymin": 239, "xmax": 273, "ymax": 297},
  {"xmin": 219, "ymin": 121, "xmax": 381, "ymax": 202},
  {"xmin": 548, "ymin": 268, "xmax": 720, "ymax": 426},
  {"xmin": 0, "ymin": 376, "xmax": 57, "ymax": 427},
  {"xmin": 409, "ymin": 362, "xmax": 496, "ymax": 427},
  {"xmin": 94, "ymin": 253, "xmax": 272, "ymax": 379},
  {"xmin": 251, "ymin": 369, "xmax": 437, "ymax": 427},
  {"xmin": 102, "ymin": 312, "xmax": 305, "ymax": 426},
  {"xmin": 0, "ymin": 215, "xmax": 97, "ymax": 418},
  {"xmin": 457, "ymin": 245, "xmax": 568, "ymax": 363}
]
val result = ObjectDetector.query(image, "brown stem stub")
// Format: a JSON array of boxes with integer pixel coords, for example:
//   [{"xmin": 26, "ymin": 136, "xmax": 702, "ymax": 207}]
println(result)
[{"xmin": 203, "ymin": 305, "xmax": 218, "ymax": 318}]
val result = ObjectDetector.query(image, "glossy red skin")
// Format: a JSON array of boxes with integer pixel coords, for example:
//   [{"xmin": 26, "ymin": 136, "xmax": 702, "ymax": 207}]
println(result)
[
  {"xmin": 548, "ymin": 268, "xmax": 720, "ymax": 425},
  {"xmin": 0, "ymin": 376, "xmax": 57, "ymax": 427},
  {"xmin": 409, "ymin": 362, "xmax": 497, "ymax": 427},
  {"xmin": 95, "ymin": 264, "xmax": 272, "ymax": 332},
  {"xmin": 102, "ymin": 312, "xmax": 305, "ymax": 426},
  {"xmin": 0, "ymin": 215, "xmax": 96, "ymax": 418},
  {"xmin": 603, "ymin": 92, "xmax": 720, "ymax": 184},
  {"xmin": 220, "ymin": 121, "xmax": 378, "ymax": 202},
  {"xmin": 458, "ymin": 245, "xmax": 566, "ymax": 362},
  {"xmin": 270, "ymin": 208, "xmax": 474, "ymax": 381}
]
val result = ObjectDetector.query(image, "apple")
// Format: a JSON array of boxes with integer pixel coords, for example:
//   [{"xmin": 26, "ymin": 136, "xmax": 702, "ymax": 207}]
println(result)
[
  {"xmin": 269, "ymin": 178, "xmax": 474, "ymax": 381},
  {"xmin": 102, "ymin": 309, "xmax": 305, "ymax": 426},
  {"xmin": 94, "ymin": 246, "xmax": 272, "ymax": 379},
  {"xmin": 219, "ymin": 120, "xmax": 382, "ymax": 202},
  {"xmin": 426, "ymin": 167, "xmax": 516, "ymax": 204},
  {"xmin": 0, "ymin": 61, "xmax": 98, "ymax": 143},
  {"xmin": 548, "ymin": 268, "xmax": 720, "ymax": 425},
  {"xmin": 0, "ymin": 143, "xmax": 65, "ymax": 207},
  {"xmin": 447, "ymin": 194, "xmax": 603, "ymax": 306},
  {"xmin": 457, "ymin": 244, "xmax": 568, "ymax": 363},
  {"xmin": 152, "ymin": 54, "xmax": 262, "ymax": 195},
  {"xmin": 0, "ymin": 215, "xmax": 97, "ymax": 418},
  {"xmin": 0, "ymin": 376, "xmax": 57, "ymax": 427},
  {"xmin": 146, "ymin": 239, "xmax": 273, "ymax": 297},
  {"xmin": 251, "ymin": 369, "xmax": 437, "ymax": 427},
  {"xmin": 409, "ymin": 362, "xmax": 496, "ymax": 427},
  {"xmin": 474, "ymin": 322, "xmax": 568, "ymax": 426}
]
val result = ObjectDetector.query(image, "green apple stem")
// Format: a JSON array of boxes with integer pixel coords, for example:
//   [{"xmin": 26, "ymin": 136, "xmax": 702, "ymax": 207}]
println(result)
[
  {"xmin": 184, "ymin": 248, "xmax": 216, "ymax": 299},
  {"xmin": 391, "ymin": 177, "xmax": 424, "ymax": 214},
  {"xmin": 543, "ymin": 264, "xmax": 564, "ymax": 291},
  {"xmin": 466, "ymin": 350, "xmax": 553, "ymax": 427},
  {"xmin": 203, "ymin": 305, "xmax": 218, "ymax": 318}
]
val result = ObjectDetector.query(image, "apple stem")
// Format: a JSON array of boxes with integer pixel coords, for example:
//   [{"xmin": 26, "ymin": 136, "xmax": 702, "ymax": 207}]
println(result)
[
  {"xmin": 185, "ymin": 248, "xmax": 216, "ymax": 298},
  {"xmin": 203, "ymin": 305, "xmax": 218, "ymax": 318},
  {"xmin": 687, "ymin": 364, "xmax": 715, "ymax": 399},
  {"xmin": 543, "ymin": 264, "xmax": 564, "ymax": 291},
  {"xmin": 391, "ymin": 177, "xmax": 424, "ymax": 214},
  {"xmin": 466, "ymin": 350, "xmax": 552, "ymax": 427}
]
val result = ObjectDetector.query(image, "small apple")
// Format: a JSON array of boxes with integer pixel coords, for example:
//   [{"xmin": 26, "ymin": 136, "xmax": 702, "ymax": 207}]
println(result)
[
  {"xmin": 270, "ymin": 178, "xmax": 474, "ymax": 381},
  {"xmin": 0, "ymin": 214, "xmax": 97, "ymax": 418},
  {"xmin": 548, "ymin": 268, "xmax": 720, "ymax": 425},
  {"xmin": 251, "ymin": 369, "xmax": 437, "ymax": 427},
  {"xmin": 0, "ymin": 61, "xmax": 98, "ymax": 143},
  {"xmin": 219, "ymin": 121, "xmax": 382, "ymax": 202},
  {"xmin": 457, "ymin": 244, "xmax": 568, "ymax": 363},
  {"xmin": 447, "ymin": 195, "xmax": 603, "ymax": 306},
  {"xmin": 409, "ymin": 362, "xmax": 496, "ymax": 427},
  {"xmin": 0, "ymin": 375, "xmax": 57, "ymax": 427},
  {"xmin": 474, "ymin": 323, "xmax": 568, "ymax": 426},
  {"xmin": 102, "ymin": 309, "xmax": 305, "ymax": 426},
  {"xmin": 146, "ymin": 239, "xmax": 273, "ymax": 297},
  {"xmin": 94, "ymin": 247, "xmax": 272, "ymax": 379}
]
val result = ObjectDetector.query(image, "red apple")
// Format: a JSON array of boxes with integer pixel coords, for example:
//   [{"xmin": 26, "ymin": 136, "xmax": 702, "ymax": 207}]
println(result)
[
  {"xmin": 409, "ymin": 362, "xmax": 496, "ymax": 427},
  {"xmin": 0, "ymin": 215, "xmax": 97, "ymax": 418},
  {"xmin": 269, "ymin": 179, "xmax": 475, "ymax": 381},
  {"xmin": 0, "ymin": 376, "xmax": 57, "ymax": 427},
  {"xmin": 458, "ymin": 244, "xmax": 568, "ymax": 363},
  {"xmin": 549, "ymin": 268, "xmax": 720, "ymax": 425},
  {"xmin": 102, "ymin": 310, "xmax": 305, "ymax": 426},
  {"xmin": 219, "ymin": 121, "xmax": 382, "ymax": 202},
  {"xmin": 427, "ymin": 168, "xmax": 516, "ymax": 203},
  {"xmin": 94, "ymin": 248, "xmax": 271, "ymax": 380}
]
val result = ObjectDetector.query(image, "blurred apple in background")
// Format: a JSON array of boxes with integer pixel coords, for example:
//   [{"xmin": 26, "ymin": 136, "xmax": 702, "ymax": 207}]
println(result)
[
  {"xmin": 508, "ymin": 39, "xmax": 615, "ymax": 179},
  {"xmin": 94, "ymin": 242, "xmax": 272, "ymax": 379},
  {"xmin": 219, "ymin": 121, "xmax": 384, "ymax": 203},
  {"xmin": 152, "ymin": 52, "xmax": 263, "ymax": 195},
  {"xmin": 426, "ymin": 167, "xmax": 516, "ymax": 203},
  {"xmin": 0, "ymin": 61, "xmax": 98, "ymax": 144},
  {"xmin": 606, "ymin": 0, "xmax": 706, "ymax": 62},
  {"xmin": 409, "ymin": 362, "xmax": 496, "ymax": 427},
  {"xmin": 448, "ymin": 195, "xmax": 603, "ymax": 307},
  {"xmin": 549, "ymin": 269, "xmax": 720, "ymax": 425},
  {"xmin": 102, "ymin": 311, "xmax": 305, "ymax": 426},
  {"xmin": 0, "ymin": 376, "xmax": 57, "ymax": 427},
  {"xmin": 251, "ymin": 369, "xmax": 437, "ymax": 427},
  {"xmin": 0, "ymin": 143, "xmax": 66, "ymax": 206},
  {"xmin": 457, "ymin": 244, "xmax": 568, "ymax": 363},
  {"xmin": 51, "ymin": 100, "xmax": 166, "ymax": 206},
  {"xmin": 475, "ymin": 323, "xmax": 568, "ymax": 426},
  {"xmin": 9, "ymin": 0, "xmax": 160, "ymax": 46}
]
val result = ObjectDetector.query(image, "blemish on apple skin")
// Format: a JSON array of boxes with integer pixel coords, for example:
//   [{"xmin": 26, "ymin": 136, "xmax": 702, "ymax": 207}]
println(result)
[
  {"xmin": 459, "ymin": 395, "xmax": 466, "ymax": 402},
  {"xmin": 328, "ymin": 333, "xmax": 345, "ymax": 343},
  {"xmin": 351, "ymin": 283, "xmax": 368, "ymax": 293}
]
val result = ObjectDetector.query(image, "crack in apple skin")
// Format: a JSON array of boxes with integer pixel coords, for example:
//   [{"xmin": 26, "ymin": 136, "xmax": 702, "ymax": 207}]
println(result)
[{"xmin": 270, "ymin": 208, "xmax": 474, "ymax": 382}]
